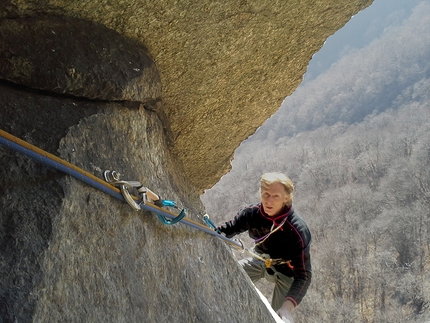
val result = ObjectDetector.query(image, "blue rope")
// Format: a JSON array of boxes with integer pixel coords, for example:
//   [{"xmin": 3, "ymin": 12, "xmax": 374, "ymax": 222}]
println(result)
[
  {"xmin": 0, "ymin": 133, "xmax": 125, "ymax": 201},
  {"xmin": 0, "ymin": 130, "xmax": 243, "ymax": 249}
]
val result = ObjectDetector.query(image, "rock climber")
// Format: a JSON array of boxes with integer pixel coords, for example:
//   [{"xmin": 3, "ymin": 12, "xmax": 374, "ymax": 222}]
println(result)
[{"xmin": 217, "ymin": 172, "xmax": 312, "ymax": 323}]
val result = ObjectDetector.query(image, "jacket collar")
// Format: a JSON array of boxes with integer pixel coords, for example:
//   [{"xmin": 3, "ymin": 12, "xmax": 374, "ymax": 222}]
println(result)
[{"xmin": 259, "ymin": 204, "xmax": 294, "ymax": 225}]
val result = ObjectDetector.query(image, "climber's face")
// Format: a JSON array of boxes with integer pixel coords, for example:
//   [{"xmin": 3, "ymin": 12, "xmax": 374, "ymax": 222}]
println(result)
[{"xmin": 260, "ymin": 183, "xmax": 289, "ymax": 217}]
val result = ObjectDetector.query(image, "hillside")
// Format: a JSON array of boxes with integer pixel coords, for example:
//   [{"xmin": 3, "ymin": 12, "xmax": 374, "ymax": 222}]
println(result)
[{"xmin": 202, "ymin": 2, "xmax": 430, "ymax": 322}]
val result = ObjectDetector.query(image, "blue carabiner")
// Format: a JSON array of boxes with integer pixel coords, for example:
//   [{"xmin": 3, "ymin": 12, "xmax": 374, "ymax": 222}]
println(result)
[
  {"xmin": 157, "ymin": 208, "xmax": 186, "ymax": 225},
  {"xmin": 161, "ymin": 200, "xmax": 177, "ymax": 208},
  {"xmin": 203, "ymin": 214, "xmax": 220, "ymax": 233}
]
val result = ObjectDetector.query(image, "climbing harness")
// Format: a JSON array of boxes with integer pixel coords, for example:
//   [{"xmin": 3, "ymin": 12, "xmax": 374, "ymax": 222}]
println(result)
[
  {"xmin": 246, "ymin": 248, "xmax": 294, "ymax": 270},
  {"xmin": 0, "ymin": 129, "xmax": 242, "ymax": 249}
]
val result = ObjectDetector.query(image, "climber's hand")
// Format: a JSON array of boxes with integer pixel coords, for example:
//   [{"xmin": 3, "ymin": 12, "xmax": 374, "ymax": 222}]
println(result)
[{"xmin": 276, "ymin": 300, "xmax": 295, "ymax": 323}]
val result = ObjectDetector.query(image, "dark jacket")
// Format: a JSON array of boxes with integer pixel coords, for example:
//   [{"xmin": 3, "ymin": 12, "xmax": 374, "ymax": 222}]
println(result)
[{"xmin": 218, "ymin": 204, "xmax": 312, "ymax": 306}]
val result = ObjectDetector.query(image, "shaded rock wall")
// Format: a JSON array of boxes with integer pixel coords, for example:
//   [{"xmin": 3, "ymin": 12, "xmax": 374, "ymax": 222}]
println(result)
[
  {"xmin": 1, "ymin": 85, "xmax": 265, "ymax": 322},
  {"xmin": 0, "ymin": 1, "xmax": 373, "ymax": 322},
  {"xmin": 0, "ymin": 0, "xmax": 373, "ymax": 191},
  {"xmin": 0, "ymin": 16, "xmax": 160, "ymax": 102}
]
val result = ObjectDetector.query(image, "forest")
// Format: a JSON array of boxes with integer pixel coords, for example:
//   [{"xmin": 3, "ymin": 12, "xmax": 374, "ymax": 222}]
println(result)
[{"xmin": 201, "ymin": 3, "xmax": 430, "ymax": 322}]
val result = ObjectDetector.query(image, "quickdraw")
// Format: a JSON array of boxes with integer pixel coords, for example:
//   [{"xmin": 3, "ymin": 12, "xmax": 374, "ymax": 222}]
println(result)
[
  {"xmin": 0, "ymin": 129, "xmax": 244, "ymax": 250},
  {"xmin": 103, "ymin": 170, "xmax": 186, "ymax": 225},
  {"xmin": 203, "ymin": 214, "xmax": 220, "ymax": 233}
]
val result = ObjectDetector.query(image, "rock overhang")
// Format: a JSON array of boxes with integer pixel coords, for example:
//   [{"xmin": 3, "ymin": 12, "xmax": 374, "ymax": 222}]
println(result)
[{"xmin": 0, "ymin": 0, "xmax": 374, "ymax": 191}]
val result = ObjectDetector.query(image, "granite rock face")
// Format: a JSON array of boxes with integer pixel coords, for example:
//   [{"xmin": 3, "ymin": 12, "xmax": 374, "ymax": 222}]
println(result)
[
  {"xmin": 0, "ymin": 1, "xmax": 372, "ymax": 322},
  {"xmin": 0, "ymin": 0, "xmax": 373, "ymax": 191},
  {"xmin": 0, "ymin": 16, "xmax": 160, "ymax": 102}
]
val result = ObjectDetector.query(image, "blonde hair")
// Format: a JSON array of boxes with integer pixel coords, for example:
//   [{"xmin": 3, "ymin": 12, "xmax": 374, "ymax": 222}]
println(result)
[{"xmin": 260, "ymin": 172, "xmax": 294, "ymax": 206}]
